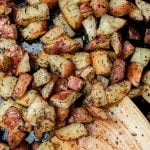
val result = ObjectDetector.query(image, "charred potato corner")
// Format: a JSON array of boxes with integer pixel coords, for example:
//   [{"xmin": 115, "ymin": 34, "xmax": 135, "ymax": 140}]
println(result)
[{"xmin": 0, "ymin": 0, "xmax": 150, "ymax": 149}]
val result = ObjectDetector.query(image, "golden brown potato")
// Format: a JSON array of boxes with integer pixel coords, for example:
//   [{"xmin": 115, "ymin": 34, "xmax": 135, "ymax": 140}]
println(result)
[
  {"xmin": 109, "ymin": 0, "xmax": 132, "ymax": 17},
  {"xmin": 68, "ymin": 107, "xmax": 93, "ymax": 123},
  {"xmin": 15, "ymin": 3, "xmax": 50, "ymax": 26},
  {"xmin": 144, "ymin": 29, "xmax": 150, "ymax": 44},
  {"xmin": 50, "ymin": 90, "xmax": 81, "ymax": 109},
  {"xmin": 90, "ymin": 0, "xmax": 109, "ymax": 17},
  {"xmin": 0, "ymin": 54, "xmax": 11, "ymax": 72},
  {"xmin": 55, "ymin": 123, "xmax": 87, "ymax": 140},
  {"xmin": 0, "ymin": 38, "xmax": 16, "ymax": 50},
  {"xmin": 91, "ymin": 51, "xmax": 112, "ymax": 75},
  {"xmin": 97, "ymin": 14, "xmax": 127, "ymax": 35},
  {"xmin": 110, "ymin": 58, "xmax": 125, "ymax": 84},
  {"xmin": 142, "ymin": 71, "xmax": 150, "ymax": 85},
  {"xmin": 22, "ymin": 21, "xmax": 47, "ymax": 40},
  {"xmin": 128, "ymin": 27, "xmax": 141, "ymax": 40},
  {"xmin": 44, "ymin": 35, "xmax": 81, "ymax": 54},
  {"xmin": 142, "ymin": 84, "xmax": 150, "ymax": 103},
  {"xmin": 58, "ymin": 0, "xmax": 83, "ymax": 29},
  {"xmin": 13, "ymin": 73, "xmax": 32, "ymax": 99},
  {"xmin": 56, "ymin": 108, "xmax": 70, "ymax": 121},
  {"xmin": 127, "ymin": 62, "xmax": 143, "ymax": 87}
]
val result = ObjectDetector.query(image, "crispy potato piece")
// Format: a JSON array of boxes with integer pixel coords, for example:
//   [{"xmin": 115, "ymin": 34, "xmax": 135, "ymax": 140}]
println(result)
[
  {"xmin": 49, "ymin": 55, "xmax": 75, "ymax": 78},
  {"xmin": 56, "ymin": 108, "xmax": 70, "ymax": 121},
  {"xmin": 15, "ymin": 90, "xmax": 37, "ymax": 107},
  {"xmin": 128, "ymin": 87, "xmax": 142, "ymax": 98},
  {"xmin": 110, "ymin": 58, "xmax": 125, "ymax": 84},
  {"xmin": 13, "ymin": 73, "xmax": 32, "ymax": 99},
  {"xmin": 128, "ymin": 27, "xmax": 141, "ymax": 40},
  {"xmin": 142, "ymin": 84, "xmax": 150, "ymax": 103},
  {"xmin": 15, "ymin": 3, "xmax": 50, "ymax": 26},
  {"xmin": 121, "ymin": 40, "xmax": 135, "ymax": 59},
  {"xmin": 111, "ymin": 32, "xmax": 122, "ymax": 56},
  {"xmin": 142, "ymin": 71, "xmax": 150, "ymax": 85},
  {"xmin": 50, "ymin": 90, "xmax": 81, "ymax": 109},
  {"xmin": 40, "ymin": 26, "xmax": 64, "ymax": 45},
  {"xmin": 135, "ymin": 0, "xmax": 150, "ymax": 21},
  {"xmin": 80, "ymin": 2, "xmax": 93, "ymax": 18},
  {"xmin": 84, "ymin": 82, "xmax": 107, "ymax": 107},
  {"xmin": 97, "ymin": 14, "xmax": 127, "ymax": 35},
  {"xmin": 26, "ymin": 0, "xmax": 57, "ymax": 10},
  {"xmin": 17, "ymin": 52, "xmax": 31, "ymax": 75},
  {"xmin": 90, "ymin": 0, "xmax": 109, "ymax": 17},
  {"xmin": 72, "ymin": 52, "xmax": 91, "ymax": 70},
  {"xmin": 68, "ymin": 107, "xmax": 93, "ymax": 123},
  {"xmin": 127, "ymin": 62, "xmax": 143, "ymax": 87},
  {"xmin": 109, "ymin": 0, "xmax": 132, "ymax": 17},
  {"xmin": 54, "ymin": 14, "xmax": 76, "ymax": 38},
  {"xmin": 131, "ymin": 47, "xmax": 150, "ymax": 67},
  {"xmin": 85, "ymin": 35, "xmax": 111, "ymax": 51},
  {"xmin": 106, "ymin": 80, "xmax": 131, "ymax": 104},
  {"xmin": 0, "ymin": 54, "xmax": 11, "ymax": 72},
  {"xmin": 55, "ymin": 123, "xmax": 87, "ymax": 140},
  {"xmin": 0, "ymin": 38, "xmax": 16, "ymax": 50},
  {"xmin": 82, "ymin": 15, "xmax": 97, "ymax": 41},
  {"xmin": 144, "ymin": 29, "xmax": 150, "ymax": 44},
  {"xmin": 22, "ymin": 21, "xmax": 47, "ymax": 40},
  {"xmin": 22, "ymin": 95, "xmax": 48, "ymax": 125},
  {"xmin": 0, "ymin": 143, "xmax": 9, "ymax": 150},
  {"xmin": 0, "ymin": 76, "xmax": 17, "ymax": 99},
  {"xmin": 33, "ymin": 68, "xmax": 50, "ymax": 87},
  {"xmin": 58, "ymin": 0, "xmax": 83, "ymax": 29},
  {"xmin": 91, "ymin": 51, "xmax": 112, "ymax": 75},
  {"xmin": 51, "ymin": 136, "xmax": 78, "ymax": 150},
  {"xmin": 44, "ymin": 35, "xmax": 81, "ymax": 54},
  {"xmin": 8, "ymin": 131, "xmax": 25, "ymax": 148},
  {"xmin": 68, "ymin": 76, "xmax": 83, "ymax": 91},
  {"xmin": 96, "ymin": 75, "xmax": 109, "ymax": 89}
]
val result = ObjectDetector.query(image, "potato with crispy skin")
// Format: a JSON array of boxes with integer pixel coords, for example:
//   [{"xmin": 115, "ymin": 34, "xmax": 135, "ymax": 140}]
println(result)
[
  {"xmin": 56, "ymin": 108, "xmax": 70, "ymax": 121},
  {"xmin": 142, "ymin": 71, "xmax": 150, "ymax": 85},
  {"xmin": 0, "ymin": 54, "xmax": 11, "ymax": 72},
  {"xmin": 90, "ymin": 0, "xmax": 109, "ymax": 17}
]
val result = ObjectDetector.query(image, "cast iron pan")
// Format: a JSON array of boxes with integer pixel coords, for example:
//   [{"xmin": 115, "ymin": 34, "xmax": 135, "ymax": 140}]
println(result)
[{"xmin": 0, "ymin": 0, "xmax": 150, "ymax": 146}]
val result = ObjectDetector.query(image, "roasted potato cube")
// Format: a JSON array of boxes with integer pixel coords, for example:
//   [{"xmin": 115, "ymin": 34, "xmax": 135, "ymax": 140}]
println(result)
[
  {"xmin": 111, "ymin": 32, "xmax": 122, "ymax": 56},
  {"xmin": 56, "ymin": 108, "xmax": 70, "ymax": 121},
  {"xmin": 51, "ymin": 136, "xmax": 78, "ymax": 150},
  {"xmin": 72, "ymin": 52, "xmax": 91, "ymax": 70},
  {"xmin": 0, "ymin": 143, "xmax": 9, "ymax": 150},
  {"xmin": 128, "ymin": 27, "xmax": 141, "ymax": 40},
  {"xmin": 17, "ymin": 52, "xmax": 31, "ymax": 75},
  {"xmin": 41, "ymin": 80, "xmax": 55, "ymax": 99},
  {"xmin": 44, "ymin": 35, "xmax": 81, "ymax": 54},
  {"xmin": 106, "ymin": 80, "xmax": 131, "ymax": 104},
  {"xmin": 79, "ymin": 2, "xmax": 93, "ymax": 18},
  {"xmin": 22, "ymin": 21, "xmax": 47, "ymax": 40},
  {"xmin": 142, "ymin": 84, "xmax": 150, "ymax": 103},
  {"xmin": 142, "ymin": 71, "xmax": 150, "ymax": 85},
  {"xmin": 54, "ymin": 14, "xmax": 76, "ymax": 38},
  {"xmin": 33, "ymin": 68, "xmax": 50, "ymax": 87},
  {"xmin": 0, "ymin": 76, "xmax": 17, "ymax": 99},
  {"xmin": 121, "ymin": 40, "xmax": 135, "ymax": 59},
  {"xmin": 0, "ymin": 38, "xmax": 16, "ymax": 50},
  {"xmin": 131, "ymin": 47, "xmax": 150, "ymax": 67},
  {"xmin": 96, "ymin": 75, "xmax": 109, "ymax": 89},
  {"xmin": 50, "ymin": 90, "xmax": 81, "ymax": 109},
  {"xmin": 110, "ymin": 58, "xmax": 125, "ymax": 84},
  {"xmin": 0, "ymin": 54, "xmax": 11, "ymax": 72},
  {"xmin": 144, "ymin": 29, "xmax": 150, "ymax": 44},
  {"xmin": 13, "ymin": 73, "xmax": 32, "ymax": 99},
  {"xmin": 109, "ymin": 0, "xmax": 132, "ymax": 17},
  {"xmin": 15, "ymin": 90, "xmax": 37, "ymax": 107},
  {"xmin": 55, "ymin": 123, "xmax": 87, "ymax": 140},
  {"xmin": 85, "ymin": 35, "xmax": 111, "ymax": 51},
  {"xmin": 68, "ymin": 107, "xmax": 93, "ymax": 123},
  {"xmin": 90, "ymin": 0, "xmax": 109, "ymax": 17},
  {"xmin": 58, "ymin": 0, "xmax": 83, "ymax": 29},
  {"xmin": 49, "ymin": 55, "xmax": 75, "ymax": 78},
  {"xmin": 127, "ymin": 62, "xmax": 143, "ymax": 87},
  {"xmin": 36, "ymin": 141, "xmax": 55, "ymax": 150},
  {"xmin": 68, "ymin": 76, "xmax": 83, "ymax": 91},
  {"xmin": 97, "ymin": 14, "xmax": 127, "ymax": 35},
  {"xmin": 40, "ymin": 26, "xmax": 64, "ymax": 45},
  {"xmin": 22, "ymin": 95, "xmax": 48, "ymax": 125},
  {"xmin": 91, "ymin": 51, "xmax": 112, "ymax": 75},
  {"xmin": 15, "ymin": 3, "xmax": 50, "ymax": 26},
  {"xmin": 128, "ymin": 87, "xmax": 142, "ymax": 98},
  {"xmin": 82, "ymin": 15, "xmax": 97, "ymax": 41}
]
